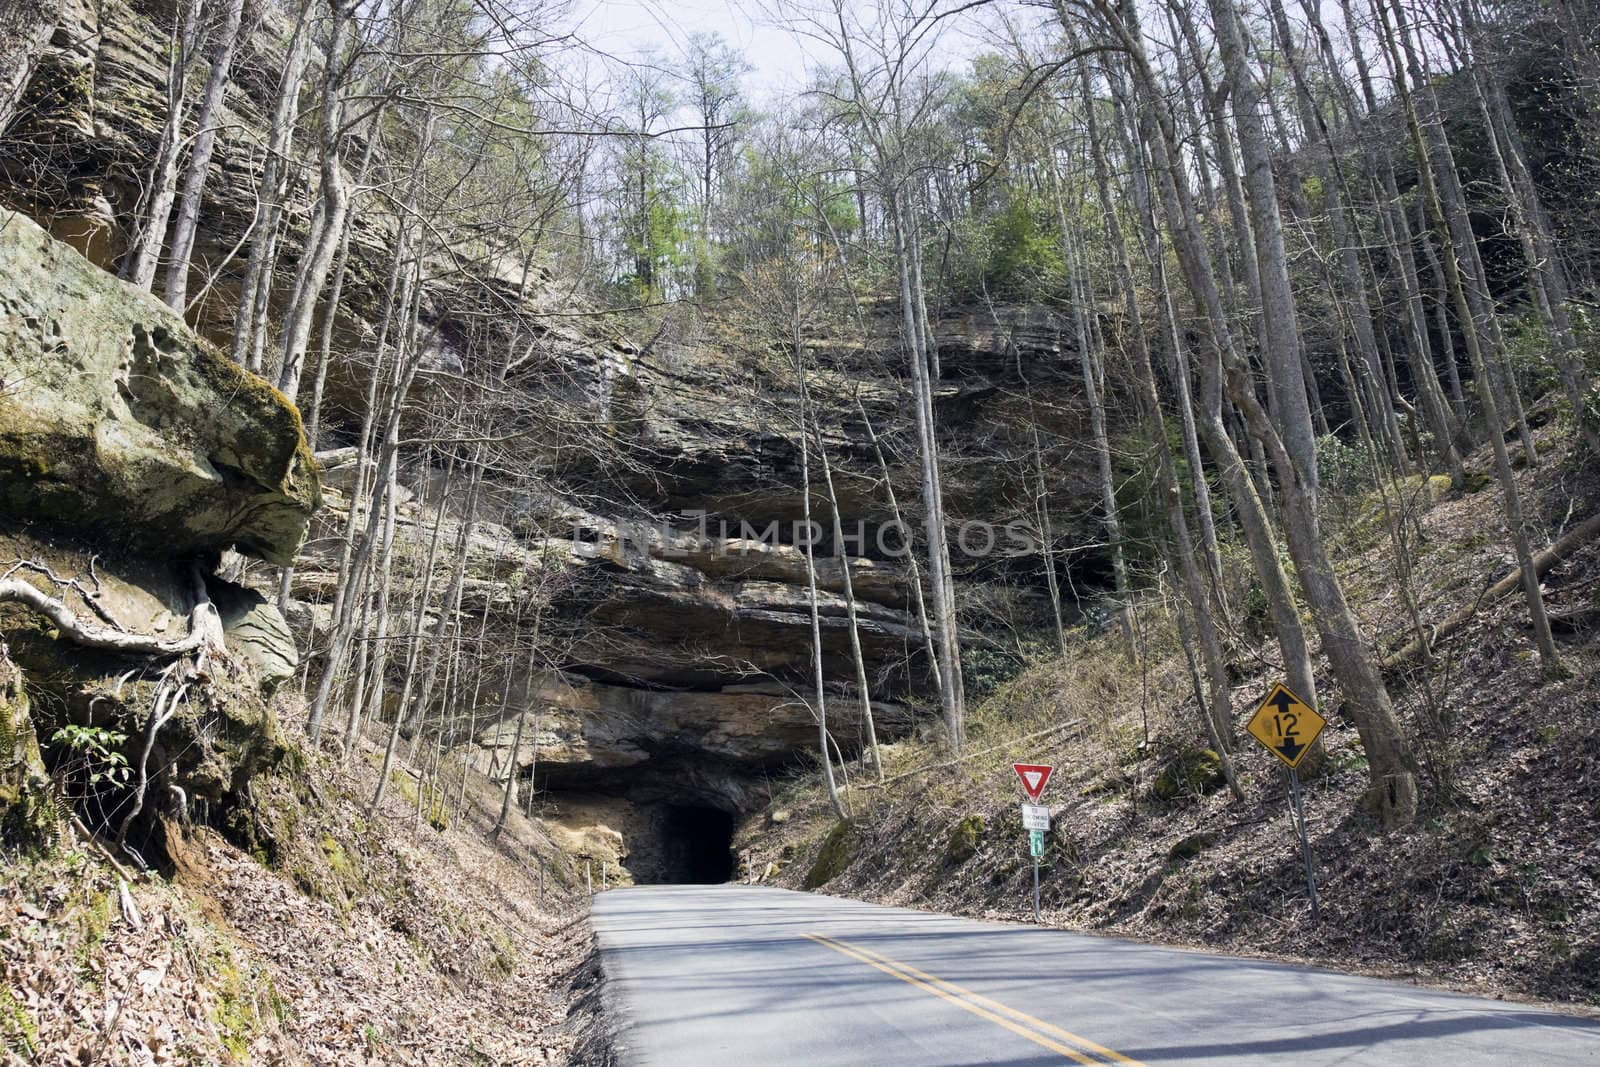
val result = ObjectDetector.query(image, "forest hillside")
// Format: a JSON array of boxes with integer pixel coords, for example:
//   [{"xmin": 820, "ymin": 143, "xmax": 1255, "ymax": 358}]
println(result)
[{"xmin": 746, "ymin": 413, "xmax": 1600, "ymax": 1008}]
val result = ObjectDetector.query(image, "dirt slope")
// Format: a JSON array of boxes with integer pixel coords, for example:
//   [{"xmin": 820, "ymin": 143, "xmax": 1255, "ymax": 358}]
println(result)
[{"xmin": 2, "ymin": 714, "xmax": 598, "ymax": 1065}]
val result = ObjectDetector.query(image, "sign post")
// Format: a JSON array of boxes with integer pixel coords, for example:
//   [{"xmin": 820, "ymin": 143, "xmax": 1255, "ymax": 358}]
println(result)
[
  {"xmin": 1246, "ymin": 683, "xmax": 1326, "ymax": 921},
  {"xmin": 1013, "ymin": 764, "xmax": 1054, "ymax": 923}
]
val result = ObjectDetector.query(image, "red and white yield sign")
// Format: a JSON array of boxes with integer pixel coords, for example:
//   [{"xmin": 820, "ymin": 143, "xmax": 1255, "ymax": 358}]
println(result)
[{"xmin": 1012, "ymin": 763, "xmax": 1054, "ymax": 801}]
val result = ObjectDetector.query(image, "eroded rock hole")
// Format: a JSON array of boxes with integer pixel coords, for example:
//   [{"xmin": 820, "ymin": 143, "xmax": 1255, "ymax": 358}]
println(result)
[{"xmin": 659, "ymin": 804, "xmax": 734, "ymax": 883}]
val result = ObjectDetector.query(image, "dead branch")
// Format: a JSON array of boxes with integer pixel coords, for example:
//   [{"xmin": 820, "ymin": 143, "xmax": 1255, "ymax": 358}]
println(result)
[{"xmin": 1384, "ymin": 513, "xmax": 1600, "ymax": 668}]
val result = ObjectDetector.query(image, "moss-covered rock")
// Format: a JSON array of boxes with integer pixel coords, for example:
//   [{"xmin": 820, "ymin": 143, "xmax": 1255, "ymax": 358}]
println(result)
[
  {"xmin": 1150, "ymin": 748, "xmax": 1225, "ymax": 802},
  {"xmin": 803, "ymin": 820, "xmax": 856, "ymax": 889},
  {"xmin": 943, "ymin": 813, "xmax": 985, "ymax": 865},
  {"xmin": 1166, "ymin": 832, "xmax": 1217, "ymax": 864},
  {"xmin": 0, "ymin": 213, "xmax": 319, "ymax": 565},
  {"xmin": 0, "ymin": 643, "xmax": 54, "ymax": 850}
]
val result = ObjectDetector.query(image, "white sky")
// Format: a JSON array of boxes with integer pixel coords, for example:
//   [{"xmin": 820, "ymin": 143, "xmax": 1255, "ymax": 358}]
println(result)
[
  {"xmin": 565, "ymin": 0, "xmax": 1011, "ymax": 106},
  {"xmin": 568, "ymin": 0, "xmax": 828, "ymax": 100}
]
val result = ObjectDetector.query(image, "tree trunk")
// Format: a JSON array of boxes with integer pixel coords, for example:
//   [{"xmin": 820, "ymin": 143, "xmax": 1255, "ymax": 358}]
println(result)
[
  {"xmin": 817, "ymin": 426, "xmax": 884, "ymax": 784},
  {"xmin": 1373, "ymin": 0, "xmax": 1560, "ymax": 670},
  {"xmin": 855, "ymin": 397, "xmax": 943, "ymax": 689},
  {"xmin": 161, "ymin": 0, "xmax": 246, "ymax": 310},
  {"xmin": 278, "ymin": 0, "xmax": 355, "ymax": 401},
  {"xmin": 1087, "ymin": 1, "xmax": 1419, "ymax": 820},
  {"xmin": 798, "ymin": 354, "xmax": 848, "ymax": 821},
  {"xmin": 120, "ymin": 0, "xmax": 204, "ymax": 292},
  {"xmin": 890, "ymin": 195, "xmax": 964, "ymax": 751},
  {"xmin": 228, "ymin": 0, "xmax": 315, "ymax": 372}
]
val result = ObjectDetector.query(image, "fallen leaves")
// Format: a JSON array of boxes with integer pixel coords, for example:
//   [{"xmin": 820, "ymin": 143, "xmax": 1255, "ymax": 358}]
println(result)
[{"xmin": 3, "ymin": 728, "xmax": 594, "ymax": 1065}]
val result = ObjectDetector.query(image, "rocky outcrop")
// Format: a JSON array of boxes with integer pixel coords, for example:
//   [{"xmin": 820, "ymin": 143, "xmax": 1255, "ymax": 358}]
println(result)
[
  {"xmin": 0, "ymin": 214, "xmax": 319, "ymax": 565},
  {"xmin": 0, "ymin": 218, "xmax": 319, "ymax": 855},
  {"xmin": 0, "ymin": 0, "xmax": 1109, "ymax": 882},
  {"xmin": 0, "ymin": 0, "xmax": 60, "ymax": 132},
  {"xmin": 472, "ymin": 671, "xmax": 913, "ymax": 806}
]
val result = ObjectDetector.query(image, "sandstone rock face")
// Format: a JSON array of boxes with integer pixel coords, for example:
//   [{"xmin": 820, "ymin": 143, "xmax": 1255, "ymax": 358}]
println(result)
[
  {"xmin": 0, "ymin": 0, "xmax": 1110, "ymax": 881},
  {"xmin": 471, "ymin": 670, "xmax": 913, "ymax": 808},
  {"xmin": 0, "ymin": 214, "xmax": 320, "ymax": 565},
  {"xmin": 209, "ymin": 582, "xmax": 300, "ymax": 692},
  {"xmin": 0, "ymin": 220, "xmax": 316, "ymax": 850},
  {"xmin": 0, "ymin": 0, "xmax": 60, "ymax": 133}
]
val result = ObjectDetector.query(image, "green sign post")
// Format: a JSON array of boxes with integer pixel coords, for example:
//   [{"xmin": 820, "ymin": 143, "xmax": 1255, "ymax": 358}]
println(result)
[{"xmin": 1028, "ymin": 829, "xmax": 1045, "ymax": 921}]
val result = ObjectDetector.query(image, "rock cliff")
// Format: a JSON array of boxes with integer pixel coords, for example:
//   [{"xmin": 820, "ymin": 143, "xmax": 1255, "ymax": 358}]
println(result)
[
  {"xmin": 0, "ymin": 213, "xmax": 319, "ymax": 564},
  {"xmin": 0, "ymin": 0, "xmax": 1110, "ymax": 879},
  {"xmin": 0, "ymin": 211, "xmax": 318, "ymax": 856}
]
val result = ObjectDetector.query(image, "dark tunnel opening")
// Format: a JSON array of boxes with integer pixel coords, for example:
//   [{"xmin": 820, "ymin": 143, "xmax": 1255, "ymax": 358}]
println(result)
[{"xmin": 659, "ymin": 804, "xmax": 735, "ymax": 884}]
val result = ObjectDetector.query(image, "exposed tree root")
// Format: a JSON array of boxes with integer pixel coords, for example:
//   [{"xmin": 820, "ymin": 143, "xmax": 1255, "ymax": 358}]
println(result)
[
  {"xmin": 0, "ymin": 564, "xmax": 224, "ymax": 657},
  {"xmin": 2, "ymin": 560, "xmax": 235, "ymax": 863}
]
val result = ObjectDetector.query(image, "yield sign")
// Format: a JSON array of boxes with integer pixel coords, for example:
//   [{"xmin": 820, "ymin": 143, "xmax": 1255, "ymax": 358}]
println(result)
[{"xmin": 1012, "ymin": 763, "xmax": 1054, "ymax": 801}]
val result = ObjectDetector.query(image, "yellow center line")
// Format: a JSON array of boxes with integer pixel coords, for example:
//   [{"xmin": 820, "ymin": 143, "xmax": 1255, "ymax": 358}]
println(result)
[
  {"xmin": 804, "ymin": 933, "xmax": 1145, "ymax": 1066},
  {"xmin": 819, "ymin": 933, "xmax": 1145, "ymax": 1065},
  {"xmin": 803, "ymin": 933, "xmax": 1102, "ymax": 1065}
]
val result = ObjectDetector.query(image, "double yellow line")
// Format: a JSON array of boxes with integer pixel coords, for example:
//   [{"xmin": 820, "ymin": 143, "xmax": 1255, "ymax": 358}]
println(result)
[{"xmin": 803, "ymin": 932, "xmax": 1145, "ymax": 1066}]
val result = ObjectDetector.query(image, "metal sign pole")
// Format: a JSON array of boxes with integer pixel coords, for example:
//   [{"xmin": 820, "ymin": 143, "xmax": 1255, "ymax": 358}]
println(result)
[
  {"xmin": 1032, "ymin": 853, "xmax": 1041, "ymax": 923},
  {"xmin": 1015, "ymin": 767, "xmax": 1054, "ymax": 925},
  {"xmin": 1289, "ymin": 769, "xmax": 1320, "ymax": 922},
  {"xmin": 1249, "ymin": 683, "xmax": 1327, "ymax": 923}
]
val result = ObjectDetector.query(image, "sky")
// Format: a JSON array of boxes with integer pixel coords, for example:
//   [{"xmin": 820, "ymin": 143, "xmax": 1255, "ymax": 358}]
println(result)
[
  {"xmin": 568, "ymin": 0, "xmax": 829, "ymax": 100},
  {"xmin": 564, "ymin": 0, "xmax": 1009, "ymax": 104}
]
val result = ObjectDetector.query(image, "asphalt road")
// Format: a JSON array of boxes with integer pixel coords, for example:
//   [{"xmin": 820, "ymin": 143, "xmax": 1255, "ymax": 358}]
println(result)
[{"xmin": 589, "ymin": 884, "xmax": 1600, "ymax": 1066}]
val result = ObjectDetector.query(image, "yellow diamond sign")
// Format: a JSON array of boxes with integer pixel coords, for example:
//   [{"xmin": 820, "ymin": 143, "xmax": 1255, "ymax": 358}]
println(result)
[{"xmin": 1246, "ymin": 682, "xmax": 1325, "ymax": 769}]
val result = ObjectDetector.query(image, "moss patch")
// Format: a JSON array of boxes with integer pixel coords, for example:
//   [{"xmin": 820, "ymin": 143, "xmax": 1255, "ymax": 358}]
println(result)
[
  {"xmin": 1150, "ymin": 748, "xmax": 1225, "ymax": 802},
  {"xmin": 0, "ymin": 648, "xmax": 54, "ymax": 851},
  {"xmin": 944, "ymin": 814, "xmax": 985, "ymax": 866},
  {"xmin": 0, "ymin": 981, "xmax": 38, "ymax": 1057},
  {"xmin": 803, "ymin": 821, "xmax": 856, "ymax": 889},
  {"xmin": 1167, "ymin": 832, "xmax": 1217, "ymax": 864}
]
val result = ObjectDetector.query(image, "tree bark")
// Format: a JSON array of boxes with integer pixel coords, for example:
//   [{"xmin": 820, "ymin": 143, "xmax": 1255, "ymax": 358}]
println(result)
[
  {"xmin": 1087, "ymin": 1, "xmax": 1419, "ymax": 820},
  {"xmin": 1372, "ymin": 0, "xmax": 1560, "ymax": 670},
  {"xmin": 120, "ymin": 0, "xmax": 205, "ymax": 293},
  {"xmin": 161, "ymin": 0, "xmax": 247, "ymax": 310}
]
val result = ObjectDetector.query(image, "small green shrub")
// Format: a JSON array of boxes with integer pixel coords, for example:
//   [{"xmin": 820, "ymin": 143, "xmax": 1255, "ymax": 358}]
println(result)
[
  {"xmin": 49, "ymin": 724, "xmax": 129, "ymax": 787},
  {"xmin": 962, "ymin": 646, "xmax": 1027, "ymax": 705}
]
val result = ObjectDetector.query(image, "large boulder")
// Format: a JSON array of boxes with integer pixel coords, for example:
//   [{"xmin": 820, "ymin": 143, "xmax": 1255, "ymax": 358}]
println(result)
[
  {"xmin": 0, "ymin": 217, "xmax": 315, "ymax": 856},
  {"xmin": 0, "ymin": 214, "xmax": 319, "ymax": 565}
]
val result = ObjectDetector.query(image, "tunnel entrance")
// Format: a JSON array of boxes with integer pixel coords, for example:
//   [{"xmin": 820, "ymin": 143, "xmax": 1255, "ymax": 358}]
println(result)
[{"xmin": 658, "ymin": 804, "xmax": 735, "ymax": 883}]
